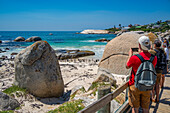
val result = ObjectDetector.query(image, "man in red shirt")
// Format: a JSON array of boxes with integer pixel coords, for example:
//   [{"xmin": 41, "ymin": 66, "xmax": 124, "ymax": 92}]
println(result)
[{"xmin": 126, "ymin": 36, "xmax": 157, "ymax": 113}]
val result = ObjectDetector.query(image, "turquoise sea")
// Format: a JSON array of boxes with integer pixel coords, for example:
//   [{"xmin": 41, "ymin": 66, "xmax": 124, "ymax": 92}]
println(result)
[{"xmin": 0, "ymin": 31, "xmax": 116, "ymax": 59}]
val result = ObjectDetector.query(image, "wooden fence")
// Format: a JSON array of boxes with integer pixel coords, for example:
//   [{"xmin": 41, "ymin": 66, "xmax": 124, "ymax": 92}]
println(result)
[{"xmin": 78, "ymin": 81, "xmax": 131, "ymax": 113}]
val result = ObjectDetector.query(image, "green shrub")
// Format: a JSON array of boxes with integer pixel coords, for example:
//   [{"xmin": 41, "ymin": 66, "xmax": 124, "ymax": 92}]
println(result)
[
  {"xmin": 0, "ymin": 110, "xmax": 14, "ymax": 113},
  {"xmin": 89, "ymin": 82, "xmax": 111, "ymax": 91},
  {"xmin": 2, "ymin": 85, "xmax": 27, "ymax": 95},
  {"xmin": 48, "ymin": 99, "xmax": 85, "ymax": 113}
]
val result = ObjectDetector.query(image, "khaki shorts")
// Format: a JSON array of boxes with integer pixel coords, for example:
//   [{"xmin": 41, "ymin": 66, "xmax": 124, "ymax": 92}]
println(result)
[
  {"xmin": 156, "ymin": 73, "xmax": 162, "ymax": 85},
  {"xmin": 128, "ymin": 85, "xmax": 150, "ymax": 109}
]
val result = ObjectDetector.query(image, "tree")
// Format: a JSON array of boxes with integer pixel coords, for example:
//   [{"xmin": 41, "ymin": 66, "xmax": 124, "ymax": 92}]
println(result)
[
  {"xmin": 119, "ymin": 24, "xmax": 121, "ymax": 29},
  {"xmin": 157, "ymin": 21, "xmax": 160, "ymax": 25},
  {"xmin": 128, "ymin": 24, "xmax": 132, "ymax": 27}
]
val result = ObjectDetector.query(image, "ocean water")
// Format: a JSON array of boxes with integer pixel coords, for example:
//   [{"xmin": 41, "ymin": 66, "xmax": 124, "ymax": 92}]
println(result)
[{"xmin": 0, "ymin": 31, "xmax": 116, "ymax": 59}]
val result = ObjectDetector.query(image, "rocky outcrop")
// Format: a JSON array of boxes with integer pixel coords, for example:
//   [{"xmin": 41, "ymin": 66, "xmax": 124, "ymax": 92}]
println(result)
[
  {"xmin": 14, "ymin": 41, "xmax": 64, "ymax": 97},
  {"xmin": 98, "ymin": 32, "xmax": 142, "ymax": 75},
  {"xmin": 55, "ymin": 49, "xmax": 95, "ymax": 60},
  {"xmin": 0, "ymin": 40, "xmax": 2, "ymax": 43},
  {"xmin": 160, "ymin": 30, "xmax": 170, "ymax": 41},
  {"xmin": 14, "ymin": 37, "xmax": 25, "ymax": 42},
  {"xmin": 0, "ymin": 49, "xmax": 5, "ymax": 53},
  {"xmin": 95, "ymin": 38, "xmax": 110, "ymax": 42},
  {"xmin": 11, "ymin": 52, "xmax": 18, "ymax": 56},
  {"xmin": 25, "ymin": 36, "xmax": 42, "ymax": 42},
  {"xmin": 0, "ymin": 92, "xmax": 20, "ymax": 111},
  {"xmin": 132, "ymin": 31, "xmax": 145, "ymax": 34},
  {"xmin": 80, "ymin": 30, "xmax": 110, "ymax": 34},
  {"xmin": 160, "ymin": 29, "xmax": 170, "ymax": 38}
]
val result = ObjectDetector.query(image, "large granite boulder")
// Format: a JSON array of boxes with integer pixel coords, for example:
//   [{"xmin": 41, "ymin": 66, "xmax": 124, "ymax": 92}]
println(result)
[
  {"xmin": 25, "ymin": 36, "xmax": 42, "ymax": 42},
  {"xmin": 14, "ymin": 41, "xmax": 64, "ymax": 97},
  {"xmin": 14, "ymin": 36, "xmax": 25, "ymax": 42},
  {"xmin": 98, "ymin": 32, "xmax": 142, "ymax": 75},
  {"xmin": 0, "ymin": 92, "xmax": 20, "ymax": 111}
]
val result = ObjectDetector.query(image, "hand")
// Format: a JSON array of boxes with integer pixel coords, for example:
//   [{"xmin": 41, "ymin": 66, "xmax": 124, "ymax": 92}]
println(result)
[
  {"xmin": 129, "ymin": 48, "xmax": 133, "ymax": 57},
  {"xmin": 150, "ymin": 44, "xmax": 153, "ymax": 50},
  {"xmin": 138, "ymin": 47, "xmax": 142, "ymax": 53}
]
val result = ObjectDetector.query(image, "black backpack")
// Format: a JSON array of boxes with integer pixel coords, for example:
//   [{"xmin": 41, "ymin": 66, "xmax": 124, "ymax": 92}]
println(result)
[{"xmin": 154, "ymin": 49, "xmax": 166, "ymax": 70}]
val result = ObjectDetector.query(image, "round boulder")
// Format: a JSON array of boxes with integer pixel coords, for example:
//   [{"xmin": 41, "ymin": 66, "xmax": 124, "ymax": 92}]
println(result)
[
  {"xmin": 14, "ymin": 36, "xmax": 25, "ymax": 42},
  {"xmin": 14, "ymin": 41, "xmax": 64, "ymax": 97},
  {"xmin": 146, "ymin": 32, "xmax": 158, "ymax": 43},
  {"xmin": 99, "ymin": 32, "xmax": 142, "ymax": 75},
  {"xmin": 25, "ymin": 36, "xmax": 42, "ymax": 42}
]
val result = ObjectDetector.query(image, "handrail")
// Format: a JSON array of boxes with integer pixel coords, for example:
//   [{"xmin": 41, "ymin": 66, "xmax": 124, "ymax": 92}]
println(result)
[
  {"xmin": 78, "ymin": 81, "xmax": 129, "ymax": 113},
  {"xmin": 115, "ymin": 100, "xmax": 130, "ymax": 113}
]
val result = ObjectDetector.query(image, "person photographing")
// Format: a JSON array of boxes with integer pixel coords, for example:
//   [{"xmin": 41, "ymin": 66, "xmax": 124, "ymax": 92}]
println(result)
[{"xmin": 126, "ymin": 36, "xmax": 157, "ymax": 113}]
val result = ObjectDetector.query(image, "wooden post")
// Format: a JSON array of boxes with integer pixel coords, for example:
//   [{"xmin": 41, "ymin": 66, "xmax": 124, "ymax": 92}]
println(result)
[
  {"xmin": 97, "ymin": 85, "xmax": 111, "ymax": 113},
  {"xmin": 125, "ymin": 75, "xmax": 130, "ymax": 101}
]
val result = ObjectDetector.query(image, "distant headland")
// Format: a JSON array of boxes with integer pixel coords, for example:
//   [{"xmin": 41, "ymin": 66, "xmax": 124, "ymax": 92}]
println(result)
[{"xmin": 79, "ymin": 20, "xmax": 170, "ymax": 35}]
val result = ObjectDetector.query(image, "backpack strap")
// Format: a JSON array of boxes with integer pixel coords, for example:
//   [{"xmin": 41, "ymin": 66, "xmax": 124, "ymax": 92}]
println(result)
[
  {"xmin": 149, "ymin": 54, "xmax": 155, "ymax": 63},
  {"xmin": 136, "ymin": 54, "xmax": 145, "ymax": 63},
  {"xmin": 154, "ymin": 49, "xmax": 158, "ymax": 53}
]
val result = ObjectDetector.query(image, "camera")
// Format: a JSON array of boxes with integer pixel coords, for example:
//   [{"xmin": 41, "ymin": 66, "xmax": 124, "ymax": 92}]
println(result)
[{"xmin": 131, "ymin": 48, "xmax": 138, "ymax": 52}]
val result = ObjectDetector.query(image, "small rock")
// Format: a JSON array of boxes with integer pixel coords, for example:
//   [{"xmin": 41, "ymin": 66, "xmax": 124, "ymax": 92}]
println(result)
[
  {"xmin": 0, "ymin": 56, "xmax": 8, "ymax": 60},
  {"xmin": 0, "ymin": 82, "xmax": 4, "ymax": 89},
  {"xmin": 95, "ymin": 38, "xmax": 110, "ymax": 42},
  {"xmin": 71, "ymin": 85, "xmax": 84, "ymax": 95},
  {"xmin": 14, "ymin": 36, "xmax": 25, "ymax": 42},
  {"xmin": 25, "ymin": 36, "xmax": 42, "ymax": 42},
  {"xmin": 11, "ymin": 52, "xmax": 18, "ymax": 56},
  {"xmin": 5, "ymin": 48, "xmax": 10, "ymax": 50},
  {"xmin": 0, "ymin": 92, "xmax": 20, "ymax": 111},
  {"xmin": 30, "ymin": 104, "xmax": 43, "ymax": 109}
]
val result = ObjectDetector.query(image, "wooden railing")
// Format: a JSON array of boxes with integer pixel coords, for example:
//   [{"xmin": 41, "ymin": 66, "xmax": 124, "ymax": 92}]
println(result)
[{"xmin": 78, "ymin": 81, "xmax": 131, "ymax": 113}]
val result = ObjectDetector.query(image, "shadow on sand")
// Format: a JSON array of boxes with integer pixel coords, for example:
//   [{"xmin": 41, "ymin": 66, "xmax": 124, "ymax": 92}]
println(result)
[{"xmin": 35, "ymin": 90, "xmax": 72, "ymax": 105}]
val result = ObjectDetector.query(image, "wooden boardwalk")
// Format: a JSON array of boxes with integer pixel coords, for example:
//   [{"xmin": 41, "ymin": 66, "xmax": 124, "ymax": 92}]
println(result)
[{"xmin": 149, "ymin": 72, "xmax": 170, "ymax": 113}]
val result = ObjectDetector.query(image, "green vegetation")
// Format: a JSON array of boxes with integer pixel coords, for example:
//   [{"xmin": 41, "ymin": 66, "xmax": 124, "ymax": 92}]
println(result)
[
  {"xmin": 0, "ymin": 110, "xmax": 14, "ymax": 113},
  {"xmin": 88, "ymin": 82, "xmax": 112, "ymax": 96},
  {"xmin": 70, "ymin": 87, "xmax": 86, "ymax": 99},
  {"xmin": 105, "ymin": 27, "xmax": 120, "ymax": 33},
  {"xmin": 106, "ymin": 20, "xmax": 170, "ymax": 33},
  {"xmin": 70, "ymin": 93, "xmax": 77, "ymax": 99},
  {"xmin": 2, "ymin": 85, "xmax": 27, "ymax": 95},
  {"xmin": 89, "ymin": 82, "xmax": 111, "ymax": 90},
  {"xmin": 48, "ymin": 99, "xmax": 85, "ymax": 113}
]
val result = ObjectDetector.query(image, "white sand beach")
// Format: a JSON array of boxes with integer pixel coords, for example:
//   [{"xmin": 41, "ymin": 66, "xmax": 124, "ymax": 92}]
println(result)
[{"xmin": 0, "ymin": 59, "xmax": 100, "ymax": 112}]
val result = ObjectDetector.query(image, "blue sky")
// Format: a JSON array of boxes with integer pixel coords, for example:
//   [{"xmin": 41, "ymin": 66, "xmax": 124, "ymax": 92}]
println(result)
[{"xmin": 0, "ymin": 0, "xmax": 170, "ymax": 31}]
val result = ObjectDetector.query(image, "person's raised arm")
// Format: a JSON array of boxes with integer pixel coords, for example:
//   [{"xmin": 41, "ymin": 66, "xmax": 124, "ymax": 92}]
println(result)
[{"xmin": 126, "ymin": 48, "xmax": 133, "ymax": 69}]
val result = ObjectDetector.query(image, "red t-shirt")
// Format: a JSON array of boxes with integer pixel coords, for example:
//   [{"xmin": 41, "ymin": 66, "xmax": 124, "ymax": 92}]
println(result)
[{"xmin": 127, "ymin": 52, "xmax": 157, "ymax": 86}]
